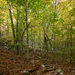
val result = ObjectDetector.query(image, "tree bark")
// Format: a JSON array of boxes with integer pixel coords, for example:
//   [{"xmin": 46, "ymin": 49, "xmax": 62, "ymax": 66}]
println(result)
[
  {"xmin": 0, "ymin": 25, "xmax": 1, "ymax": 38},
  {"xmin": 52, "ymin": 0, "xmax": 58, "ymax": 68},
  {"xmin": 16, "ymin": 7, "xmax": 20, "ymax": 55},
  {"xmin": 8, "ymin": 4, "xmax": 16, "ymax": 53}
]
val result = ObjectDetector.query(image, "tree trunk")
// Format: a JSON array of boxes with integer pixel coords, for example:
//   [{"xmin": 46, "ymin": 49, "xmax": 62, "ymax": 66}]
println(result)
[
  {"xmin": 70, "ymin": 25, "xmax": 73, "ymax": 63},
  {"xmin": 43, "ymin": 27, "xmax": 48, "ymax": 59},
  {"xmin": 16, "ymin": 8, "xmax": 20, "ymax": 55},
  {"xmin": 52, "ymin": 0, "xmax": 58, "ymax": 68},
  {"xmin": 25, "ymin": 3, "xmax": 29, "ymax": 62},
  {"xmin": 8, "ymin": 4, "xmax": 16, "ymax": 53},
  {"xmin": 31, "ymin": 25, "xmax": 33, "ymax": 50},
  {"xmin": 0, "ymin": 25, "xmax": 1, "ymax": 38},
  {"xmin": 6, "ymin": 16, "xmax": 9, "ymax": 36}
]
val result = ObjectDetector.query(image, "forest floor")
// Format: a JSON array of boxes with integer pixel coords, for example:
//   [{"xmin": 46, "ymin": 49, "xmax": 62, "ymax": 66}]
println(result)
[{"xmin": 0, "ymin": 47, "xmax": 75, "ymax": 75}]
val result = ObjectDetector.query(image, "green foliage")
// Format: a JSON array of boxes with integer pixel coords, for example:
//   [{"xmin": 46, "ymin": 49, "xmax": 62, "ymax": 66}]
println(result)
[
  {"xmin": 69, "ymin": 7, "xmax": 75, "ymax": 16},
  {"xmin": 15, "ymin": 43, "xmax": 21, "ymax": 47}
]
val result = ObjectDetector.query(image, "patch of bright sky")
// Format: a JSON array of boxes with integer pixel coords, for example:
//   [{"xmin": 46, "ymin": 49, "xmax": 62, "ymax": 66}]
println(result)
[
  {"xmin": 70, "ymin": 7, "xmax": 72, "ymax": 10},
  {"xmin": 11, "ymin": 10, "xmax": 13, "ymax": 13},
  {"xmin": 13, "ymin": 19, "xmax": 16, "ymax": 22}
]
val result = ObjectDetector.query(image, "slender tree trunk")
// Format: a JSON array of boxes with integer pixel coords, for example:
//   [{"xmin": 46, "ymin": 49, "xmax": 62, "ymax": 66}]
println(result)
[
  {"xmin": 20, "ymin": 21, "xmax": 30, "ymax": 66},
  {"xmin": 25, "ymin": 3, "xmax": 29, "ymax": 61},
  {"xmin": 43, "ymin": 29, "xmax": 45, "ymax": 49},
  {"xmin": 43, "ymin": 27, "xmax": 48, "ymax": 59},
  {"xmin": 6, "ymin": 16, "xmax": 9, "ymax": 36},
  {"xmin": 16, "ymin": 8, "xmax": 20, "ymax": 55},
  {"xmin": 52, "ymin": 0, "xmax": 58, "ymax": 68},
  {"xmin": 21, "ymin": 37, "xmax": 23, "ymax": 67},
  {"xmin": 31, "ymin": 25, "xmax": 33, "ymax": 50},
  {"xmin": 43, "ymin": 27, "xmax": 46, "ymax": 50},
  {"xmin": 8, "ymin": 4, "xmax": 16, "ymax": 53},
  {"xmin": 33, "ymin": 29, "xmax": 35, "ymax": 59},
  {"xmin": 46, "ymin": 24, "xmax": 49, "ymax": 59},
  {"xmin": 69, "ymin": 11, "xmax": 73, "ymax": 63},
  {"xmin": 66, "ymin": 26, "xmax": 69, "ymax": 59},
  {"xmin": 0, "ymin": 25, "xmax": 1, "ymax": 38},
  {"xmin": 70, "ymin": 24, "xmax": 73, "ymax": 63}
]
